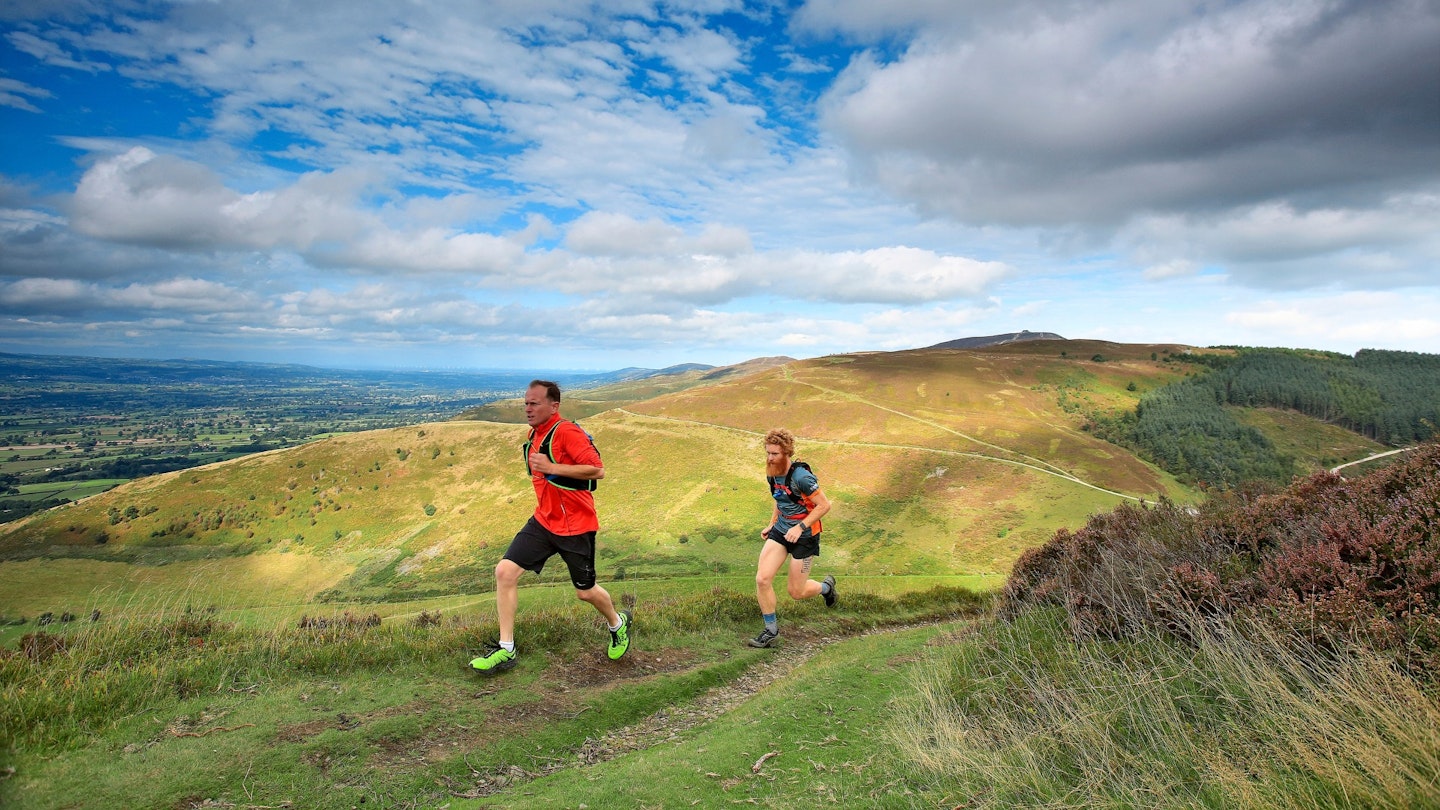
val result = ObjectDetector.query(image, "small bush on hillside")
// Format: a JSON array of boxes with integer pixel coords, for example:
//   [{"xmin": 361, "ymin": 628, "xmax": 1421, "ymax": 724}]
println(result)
[
  {"xmin": 297, "ymin": 611, "xmax": 381, "ymax": 632},
  {"xmin": 1002, "ymin": 440, "xmax": 1440, "ymax": 679},
  {"xmin": 19, "ymin": 632, "xmax": 67, "ymax": 662}
]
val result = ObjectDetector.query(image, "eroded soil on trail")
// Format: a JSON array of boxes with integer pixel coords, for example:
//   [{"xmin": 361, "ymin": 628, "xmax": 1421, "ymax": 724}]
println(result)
[{"xmin": 372, "ymin": 644, "xmax": 706, "ymax": 771}]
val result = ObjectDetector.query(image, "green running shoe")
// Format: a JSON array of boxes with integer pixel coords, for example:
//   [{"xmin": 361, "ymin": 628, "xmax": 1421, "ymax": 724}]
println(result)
[
  {"xmin": 608, "ymin": 610, "xmax": 632, "ymax": 661},
  {"xmin": 470, "ymin": 643, "xmax": 516, "ymax": 674}
]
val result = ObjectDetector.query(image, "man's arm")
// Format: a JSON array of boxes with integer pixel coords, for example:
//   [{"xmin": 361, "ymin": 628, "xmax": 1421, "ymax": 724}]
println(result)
[
  {"xmin": 782, "ymin": 487, "xmax": 831, "ymax": 542},
  {"xmin": 529, "ymin": 422, "xmax": 605, "ymax": 480},
  {"xmin": 799, "ymin": 488, "xmax": 830, "ymax": 527}
]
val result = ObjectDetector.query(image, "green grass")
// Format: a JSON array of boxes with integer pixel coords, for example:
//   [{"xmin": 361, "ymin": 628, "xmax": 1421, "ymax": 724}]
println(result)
[
  {"xmin": 1230, "ymin": 406, "xmax": 1388, "ymax": 473},
  {"xmin": 463, "ymin": 623, "xmax": 956, "ymax": 809},
  {"xmin": 0, "ymin": 580, "xmax": 990, "ymax": 809},
  {"xmin": 6, "ymin": 344, "xmax": 1428, "ymax": 807},
  {"xmin": 0, "ymin": 412, "xmax": 1149, "ymax": 616},
  {"xmin": 17, "ymin": 479, "xmax": 129, "ymax": 496},
  {"xmin": 6, "ymin": 577, "xmax": 1436, "ymax": 809}
]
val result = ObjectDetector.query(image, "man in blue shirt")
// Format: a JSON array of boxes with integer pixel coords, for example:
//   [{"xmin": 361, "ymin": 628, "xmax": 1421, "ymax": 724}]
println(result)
[{"xmin": 749, "ymin": 428, "xmax": 836, "ymax": 648}]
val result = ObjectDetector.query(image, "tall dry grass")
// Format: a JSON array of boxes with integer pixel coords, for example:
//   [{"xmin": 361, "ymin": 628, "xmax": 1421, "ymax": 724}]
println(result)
[{"xmin": 893, "ymin": 609, "xmax": 1440, "ymax": 808}]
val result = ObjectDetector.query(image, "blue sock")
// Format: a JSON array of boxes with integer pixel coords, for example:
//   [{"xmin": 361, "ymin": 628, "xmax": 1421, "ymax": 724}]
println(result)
[
  {"xmin": 820, "ymin": 580, "xmax": 832, "ymax": 595},
  {"xmin": 763, "ymin": 613, "xmax": 777, "ymax": 632}
]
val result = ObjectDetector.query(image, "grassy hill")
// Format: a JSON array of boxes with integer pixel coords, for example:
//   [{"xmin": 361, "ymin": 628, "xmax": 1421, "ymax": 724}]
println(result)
[
  {"xmin": 0, "ymin": 338, "xmax": 1391, "ymax": 627},
  {"xmin": 0, "ymin": 337, "xmax": 1393, "ymax": 628},
  {"xmin": 2, "ymin": 340, "xmax": 1430, "ymax": 809},
  {"xmin": 0, "ymin": 342, "xmax": 1202, "ymax": 620}
]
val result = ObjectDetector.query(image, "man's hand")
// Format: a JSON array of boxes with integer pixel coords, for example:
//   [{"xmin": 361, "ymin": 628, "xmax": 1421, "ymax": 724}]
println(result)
[
  {"xmin": 784, "ymin": 523, "xmax": 804, "ymax": 543},
  {"xmin": 528, "ymin": 452, "xmax": 555, "ymax": 475}
]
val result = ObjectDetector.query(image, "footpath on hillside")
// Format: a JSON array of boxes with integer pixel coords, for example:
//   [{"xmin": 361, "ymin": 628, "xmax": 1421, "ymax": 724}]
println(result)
[{"xmin": 448, "ymin": 619, "xmax": 953, "ymax": 800}]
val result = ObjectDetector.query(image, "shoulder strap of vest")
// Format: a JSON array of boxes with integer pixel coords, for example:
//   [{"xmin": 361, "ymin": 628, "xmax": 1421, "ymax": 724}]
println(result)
[{"xmin": 779, "ymin": 460, "xmax": 813, "ymax": 504}]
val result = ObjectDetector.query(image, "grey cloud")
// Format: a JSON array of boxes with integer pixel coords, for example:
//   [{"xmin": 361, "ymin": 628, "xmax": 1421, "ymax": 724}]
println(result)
[
  {"xmin": 0, "ymin": 275, "xmax": 260, "ymax": 318},
  {"xmin": 0, "ymin": 277, "xmax": 92, "ymax": 314},
  {"xmin": 70, "ymin": 148, "xmax": 246, "ymax": 247},
  {"xmin": 62, "ymin": 147, "xmax": 528, "ymax": 277},
  {"xmin": 1122, "ymin": 194, "xmax": 1440, "ymax": 290},
  {"xmin": 820, "ymin": 0, "xmax": 1440, "ymax": 225}
]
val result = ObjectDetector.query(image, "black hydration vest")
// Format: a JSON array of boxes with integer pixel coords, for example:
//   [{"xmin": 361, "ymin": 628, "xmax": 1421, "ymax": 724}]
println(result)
[{"xmin": 524, "ymin": 420, "xmax": 599, "ymax": 492}]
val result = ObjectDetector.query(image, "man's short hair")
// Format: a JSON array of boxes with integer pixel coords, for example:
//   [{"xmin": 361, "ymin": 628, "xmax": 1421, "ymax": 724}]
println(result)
[
  {"xmin": 530, "ymin": 379, "xmax": 562, "ymax": 403},
  {"xmin": 763, "ymin": 428, "xmax": 796, "ymax": 456}
]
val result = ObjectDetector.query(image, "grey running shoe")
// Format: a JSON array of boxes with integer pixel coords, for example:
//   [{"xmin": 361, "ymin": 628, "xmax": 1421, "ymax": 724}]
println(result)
[
  {"xmin": 748, "ymin": 627, "xmax": 779, "ymax": 648},
  {"xmin": 822, "ymin": 574, "xmax": 837, "ymax": 608}
]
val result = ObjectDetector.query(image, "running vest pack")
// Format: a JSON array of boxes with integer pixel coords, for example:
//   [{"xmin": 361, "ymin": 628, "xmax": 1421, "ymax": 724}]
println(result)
[
  {"xmin": 771, "ymin": 460, "xmax": 822, "ymax": 533},
  {"xmin": 524, "ymin": 420, "xmax": 600, "ymax": 492}
]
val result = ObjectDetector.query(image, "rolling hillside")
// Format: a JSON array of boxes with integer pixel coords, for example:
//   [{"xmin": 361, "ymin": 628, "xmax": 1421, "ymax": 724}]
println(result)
[{"xmin": 0, "ymin": 339, "xmax": 1384, "ymax": 620}]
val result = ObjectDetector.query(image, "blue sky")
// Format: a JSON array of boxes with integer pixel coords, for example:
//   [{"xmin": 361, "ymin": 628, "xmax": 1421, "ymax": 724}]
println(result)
[{"xmin": 2, "ymin": 0, "xmax": 1437, "ymax": 371}]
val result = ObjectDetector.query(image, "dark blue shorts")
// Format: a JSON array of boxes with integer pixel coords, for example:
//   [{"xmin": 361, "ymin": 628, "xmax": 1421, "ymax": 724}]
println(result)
[{"xmin": 504, "ymin": 516, "xmax": 599, "ymax": 590}]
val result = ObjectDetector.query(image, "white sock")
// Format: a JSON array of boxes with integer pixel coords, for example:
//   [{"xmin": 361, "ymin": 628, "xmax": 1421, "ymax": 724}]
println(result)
[{"xmin": 499, "ymin": 640, "xmax": 515, "ymax": 652}]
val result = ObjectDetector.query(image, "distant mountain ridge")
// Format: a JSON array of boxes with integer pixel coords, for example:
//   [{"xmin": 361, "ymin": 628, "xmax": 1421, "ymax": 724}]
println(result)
[
  {"xmin": 607, "ymin": 356, "xmax": 795, "ymax": 383},
  {"xmin": 453, "ymin": 355, "xmax": 795, "ymax": 422},
  {"xmin": 604, "ymin": 363, "xmax": 714, "ymax": 382},
  {"xmin": 927, "ymin": 330, "xmax": 1065, "ymax": 350}
]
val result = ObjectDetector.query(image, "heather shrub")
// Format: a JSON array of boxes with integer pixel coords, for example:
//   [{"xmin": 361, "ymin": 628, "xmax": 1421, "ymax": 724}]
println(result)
[
  {"xmin": 1244, "ymin": 443, "xmax": 1440, "ymax": 675},
  {"xmin": 1002, "ymin": 440, "xmax": 1440, "ymax": 679},
  {"xmin": 1000, "ymin": 498, "xmax": 1231, "ymax": 639}
]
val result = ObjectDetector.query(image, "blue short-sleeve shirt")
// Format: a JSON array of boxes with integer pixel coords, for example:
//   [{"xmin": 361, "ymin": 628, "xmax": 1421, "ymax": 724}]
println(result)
[{"xmin": 769, "ymin": 464, "xmax": 819, "ymax": 537}]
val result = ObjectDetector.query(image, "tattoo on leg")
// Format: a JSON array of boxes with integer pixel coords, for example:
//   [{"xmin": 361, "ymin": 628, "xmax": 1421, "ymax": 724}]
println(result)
[{"xmin": 800, "ymin": 557, "xmax": 813, "ymax": 575}]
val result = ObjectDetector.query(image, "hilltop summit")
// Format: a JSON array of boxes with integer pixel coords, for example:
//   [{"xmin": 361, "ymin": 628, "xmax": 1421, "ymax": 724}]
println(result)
[{"xmin": 926, "ymin": 330, "xmax": 1065, "ymax": 350}]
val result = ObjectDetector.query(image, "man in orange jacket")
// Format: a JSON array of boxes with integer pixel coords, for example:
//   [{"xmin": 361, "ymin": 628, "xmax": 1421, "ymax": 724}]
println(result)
[{"xmin": 470, "ymin": 380, "xmax": 631, "ymax": 673}]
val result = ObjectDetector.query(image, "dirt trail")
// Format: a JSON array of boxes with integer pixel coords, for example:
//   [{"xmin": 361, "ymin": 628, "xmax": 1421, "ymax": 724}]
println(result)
[
  {"xmin": 1330, "ymin": 446, "xmax": 1415, "ymax": 474},
  {"xmin": 449, "ymin": 622, "xmax": 946, "ymax": 800}
]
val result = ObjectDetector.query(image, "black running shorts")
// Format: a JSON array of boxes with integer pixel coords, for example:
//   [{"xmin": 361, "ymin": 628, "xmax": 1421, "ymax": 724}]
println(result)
[
  {"xmin": 765, "ymin": 526, "xmax": 821, "ymax": 561},
  {"xmin": 504, "ymin": 516, "xmax": 599, "ymax": 590}
]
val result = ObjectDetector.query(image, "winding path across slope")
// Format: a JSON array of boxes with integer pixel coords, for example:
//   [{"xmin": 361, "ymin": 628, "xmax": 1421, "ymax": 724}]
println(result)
[{"xmin": 613, "ymin": 407, "xmax": 1142, "ymax": 502}]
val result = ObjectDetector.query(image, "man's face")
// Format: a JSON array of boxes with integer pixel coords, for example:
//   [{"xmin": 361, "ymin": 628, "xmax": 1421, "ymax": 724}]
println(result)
[
  {"xmin": 765, "ymin": 443, "xmax": 787, "ymax": 472},
  {"xmin": 524, "ymin": 386, "xmax": 559, "ymax": 427}
]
